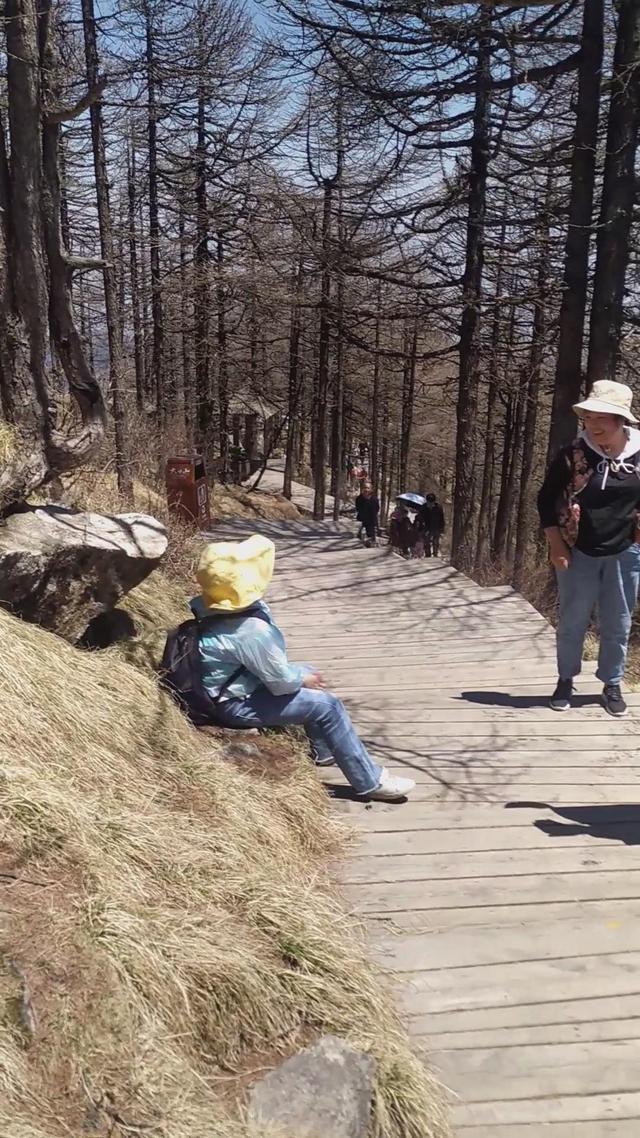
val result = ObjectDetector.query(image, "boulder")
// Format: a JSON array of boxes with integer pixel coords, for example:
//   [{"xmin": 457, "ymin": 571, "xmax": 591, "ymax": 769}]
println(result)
[
  {"xmin": 248, "ymin": 1035, "xmax": 376, "ymax": 1138},
  {"xmin": 0, "ymin": 504, "xmax": 168, "ymax": 641}
]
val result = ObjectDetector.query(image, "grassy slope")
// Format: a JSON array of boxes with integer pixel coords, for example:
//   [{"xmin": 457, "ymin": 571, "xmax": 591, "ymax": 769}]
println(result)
[{"xmin": 0, "ymin": 546, "xmax": 449, "ymax": 1138}]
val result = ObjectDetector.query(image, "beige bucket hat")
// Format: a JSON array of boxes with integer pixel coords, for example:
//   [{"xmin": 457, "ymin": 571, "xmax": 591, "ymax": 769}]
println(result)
[{"xmin": 574, "ymin": 380, "xmax": 638, "ymax": 424}]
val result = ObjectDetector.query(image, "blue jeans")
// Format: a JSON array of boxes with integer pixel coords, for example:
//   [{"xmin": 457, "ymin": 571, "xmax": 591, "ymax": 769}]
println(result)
[
  {"xmin": 556, "ymin": 545, "xmax": 640, "ymax": 684},
  {"xmin": 213, "ymin": 687, "xmax": 382, "ymax": 795}
]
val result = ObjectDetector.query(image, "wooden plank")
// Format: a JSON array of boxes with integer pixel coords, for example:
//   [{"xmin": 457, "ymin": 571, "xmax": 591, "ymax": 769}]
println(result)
[
  {"xmin": 457, "ymin": 1125, "xmax": 640, "ymax": 1138},
  {"xmin": 396, "ymin": 950, "xmax": 640, "ymax": 1016},
  {"xmin": 381, "ymin": 898, "xmax": 640, "ymax": 933},
  {"xmin": 369, "ymin": 919, "xmax": 640, "ymax": 974},
  {"xmin": 342, "ymin": 845, "xmax": 640, "ymax": 886},
  {"xmin": 433, "ymin": 1040, "xmax": 640, "ymax": 1102},
  {"xmin": 453, "ymin": 1091, "xmax": 640, "ymax": 1127},
  {"xmin": 349, "ymin": 798, "xmax": 640, "ymax": 831},
  {"xmin": 413, "ymin": 993, "xmax": 640, "ymax": 1037},
  {"xmin": 343, "ymin": 869, "xmax": 640, "ymax": 914},
  {"xmin": 354, "ymin": 822, "xmax": 640, "ymax": 858},
  {"xmin": 419, "ymin": 1009, "xmax": 640, "ymax": 1051}
]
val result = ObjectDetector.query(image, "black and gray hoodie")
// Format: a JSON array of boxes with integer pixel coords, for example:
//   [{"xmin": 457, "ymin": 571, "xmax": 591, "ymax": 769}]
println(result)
[{"xmin": 537, "ymin": 428, "xmax": 640, "ymax": 557}]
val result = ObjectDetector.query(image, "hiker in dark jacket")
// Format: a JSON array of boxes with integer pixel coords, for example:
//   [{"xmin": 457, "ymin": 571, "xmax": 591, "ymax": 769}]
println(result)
[
  {"xmin": 191, "ymin": 534, "xmax": 415, "ymax": 801},
  {"xmin": 355, "ymin": 481, "xmax": 380, "ymax": 547},
  {"xmin": 418, "ymin": 494, "xmax": 445, "ymax": 557},
  {"xmin": 538, "ymin": 381, "xmax": 640, "ymax": 718}
]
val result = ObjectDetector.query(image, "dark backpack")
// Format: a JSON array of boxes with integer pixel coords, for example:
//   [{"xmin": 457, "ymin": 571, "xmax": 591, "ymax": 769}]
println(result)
[{"xmin": 159, "ymin": 605, "xmax": 271, "ymax": 727}]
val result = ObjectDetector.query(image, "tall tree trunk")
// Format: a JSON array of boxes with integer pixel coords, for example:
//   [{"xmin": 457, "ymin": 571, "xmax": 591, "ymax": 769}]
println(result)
[
  {"xmin": 313, "ymin": 179, "xmax": 333, "ymax": 520},
  {"xmin": 548, "ymin": 0, "xmax": 604, "ymax": 456},
  {"xmin": 284, "ymin": 249, "xmax": 304, "ymax": 500},
  {"xmin": 399, "ymin": 317, "xmax": 418, "ymax": 489},
  {"xmin": 0, "ymin": 110, "xmax": 18, "ymax": 423},
  {"xmin": 452, "ymin": 0, "xmax": 491, "ymax": 570},
  {"xmin": 179, "ymin": 203, "xmax": 194, "ymax": 448},
  {"xmin": 513, "ymin": 182, "xmax": 552, "ymax": 589},
  {"xmin": 194, "ymin": 20, "xmax": 213, "ymax": 460},
  {"xmin": 492, "ymin": 300, "xmax": 521, "ymax": 561},
  {"xmin": 369, "ymin": 279, "xmax": 382, "ymax": 493},
  {"xmin": 380, "ymin": 381, "xmax": 390, "ymax": 522},
  {"xmin": 216, "ymin": 231, "xmax": 229, "ymax": 482},
  {"xmin": 474, "ymin": 207, "xmax": 507, "ymax": 569},
  {"xmin": 127, "ymin": 137, "xmax": 145, "ymax": 410},
  {"xmin": 145, "ymin": 2, "xmax": 164, "ymax": 417},
  {"xmin": 81, "ymin": 0, "xmax": 132, "ymax": 499},
  {"xmin": 586, "ymin": 0, "xmax": 640, "ymax": 385},
  {"xmin": 331, "ymin": 201, "xmax": 346, "ymax": 522}
]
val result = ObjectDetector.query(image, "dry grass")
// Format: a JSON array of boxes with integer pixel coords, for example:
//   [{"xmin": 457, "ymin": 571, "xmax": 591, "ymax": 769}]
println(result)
[{"xmin": 0, "ymin": 604, "xmax": 449, "ymax": 1138}]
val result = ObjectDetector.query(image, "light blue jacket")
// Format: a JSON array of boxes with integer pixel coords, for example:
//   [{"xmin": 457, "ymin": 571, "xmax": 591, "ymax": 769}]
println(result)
[{"xmin": 190, "ymin": 597, "xmax": 305, "ymax": 700}]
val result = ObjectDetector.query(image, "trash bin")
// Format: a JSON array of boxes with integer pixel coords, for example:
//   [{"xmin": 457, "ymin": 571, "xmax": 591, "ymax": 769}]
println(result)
[{"xmin": 166, "ymin": 454, "xmax": 211, "ymax": 527}]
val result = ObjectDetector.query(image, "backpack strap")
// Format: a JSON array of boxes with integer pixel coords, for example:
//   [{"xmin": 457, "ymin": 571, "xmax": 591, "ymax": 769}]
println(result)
[{"xmin": 192, "ymin": 603, "xmax": 272, "ymax": 703}]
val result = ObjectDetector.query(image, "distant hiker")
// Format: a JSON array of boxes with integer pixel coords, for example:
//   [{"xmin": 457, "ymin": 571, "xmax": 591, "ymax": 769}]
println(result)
[
  {"xmin": 417, "ymin": 493, "xmax": 445, "ymax": 557},
  {"xmin": 166, "ymin": 534, "xmax": 415, "ymax": 801},
  {"xmin": 389, "ymin": 501, "xmax": 415, "ymax": 557},
  {"xmin": 538, "ymin": 381, "xmax": 640, "ymax": 717},
  {"xmin": 355, "ymin": 481, "xmax": 380, "ymax": 547}
]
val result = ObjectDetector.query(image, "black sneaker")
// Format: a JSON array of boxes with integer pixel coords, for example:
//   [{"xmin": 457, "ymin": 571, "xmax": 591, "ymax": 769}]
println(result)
[
  {"xmin": 550, "ymin": 678, "xmax": 573, "ymax": 711},
  {"xmin": 602, "ymin": 684, "xmax": 627, "ymax": 718}
]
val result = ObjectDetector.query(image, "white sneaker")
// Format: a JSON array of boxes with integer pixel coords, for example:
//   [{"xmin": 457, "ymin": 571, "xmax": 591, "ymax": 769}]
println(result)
[{"xmin": 363, "ymin": 768, "xmax": 415, "ymax": 802}]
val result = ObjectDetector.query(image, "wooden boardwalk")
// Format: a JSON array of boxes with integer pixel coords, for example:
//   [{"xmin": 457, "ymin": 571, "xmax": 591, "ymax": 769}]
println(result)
[{"xmin": 212, "ymin": 516, "xmax": 640, "ymax": 1137}]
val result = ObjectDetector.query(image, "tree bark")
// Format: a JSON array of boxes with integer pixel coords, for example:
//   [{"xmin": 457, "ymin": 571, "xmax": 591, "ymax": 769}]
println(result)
[
  {"xmin": 179, "ymin": 203, "xmax": 194, "ymax": 447},
  {"xmin": 548, "ymin": 0, "xmax": 604, "ymax": 456},
  {"xmin": 81, "ymin": 0, "xmax": 132, "ymax": 499},
  {"xmin": 0, "ymin": 0, "xmax": 105, "ymax": 512},
  {"xmin": 216, "ymin": 231, "xmax": 229, "ymax": 482},
  {"xmin": 513, "ymin": 180, "xmax": 552, "ymax": 589},
  {"xmin": 144, "ymin": 1, "xmax": 164, "ymax": 417},
  {"xmin": 399, "ymin": 317, "xmax": 418, "ymax": 490},
  {"xmin": 284, "ymin": 249, "xmax": 304, "ymax": 500},
  {"xmin": 127, "ymin": 137, "xmax": 145, "ymax": 410},
  {"xmin": 492, "ymin": 300, "xmax": 521, "ymax": 562},
  {"xmin": 369, "ymin": 279, "xmax": 382, "ymax": 493},
  {"xmin": 194, "ymin": 16, "xmax": 213, "ymax": 460},
  {"xmin": 586, "ymin": 0, "xmax": 640, "ymax": 386},
  {"xmin": 0, "ymin": 109, "xmax": 18, "ymax": 423},
  {"xmin": 474, "ymin": 205, "xmax": 507, "ymax": 569},
  {"xmin": 313, "ymin": 179, "xmax": 333, "ymax": 520},
  {"xmin": 451, "ymin": 0, "xmax": 491, "ymax": 570}
]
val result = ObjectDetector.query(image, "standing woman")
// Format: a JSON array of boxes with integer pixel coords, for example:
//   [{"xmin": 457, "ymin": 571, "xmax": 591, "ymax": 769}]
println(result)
[{"xmin": 538, "ymin": 381, "xmax": 640, "ymax": 716}]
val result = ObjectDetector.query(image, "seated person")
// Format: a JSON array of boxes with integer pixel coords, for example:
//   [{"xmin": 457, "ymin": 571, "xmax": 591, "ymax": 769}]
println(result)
[{"xmin": 191, "ymin": 535, "xmax": 415, "ymax": 802}]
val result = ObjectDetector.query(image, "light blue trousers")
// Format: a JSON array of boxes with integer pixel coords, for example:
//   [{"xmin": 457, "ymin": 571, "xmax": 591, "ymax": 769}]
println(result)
[
  {"xmin": 214, "ymin": 686, "xmax": 382, "ymax": 794},
  {"xmin": 556, "ymin": 545, "xmax": 640, "ymax": 684}
]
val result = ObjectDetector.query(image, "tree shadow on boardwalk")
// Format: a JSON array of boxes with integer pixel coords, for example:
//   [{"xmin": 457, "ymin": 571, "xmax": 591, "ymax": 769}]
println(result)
[{"xmin": 506, "ymin": 801, "xmax": 640, "ymax": 845}]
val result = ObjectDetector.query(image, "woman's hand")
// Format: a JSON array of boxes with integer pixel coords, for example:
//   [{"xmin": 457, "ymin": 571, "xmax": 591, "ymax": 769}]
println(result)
[
  {"xmin": 302, "ymin": 672, "xmax": 326, "ymax": 690},
  {"xmin": 544, "ymin": 526, "xmax": 571, "ymax": 572},
  {"xmin": 549, "ymin": 540, "xmax": 571, "ymax": 572}
]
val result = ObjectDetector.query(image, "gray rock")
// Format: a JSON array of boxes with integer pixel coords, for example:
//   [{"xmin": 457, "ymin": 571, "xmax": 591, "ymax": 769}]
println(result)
[
  {"xmin": 223, "ymin": 741, "xmax": 261, "ymax": 759},
  {"xmin": 248, "ymin": 1035, "xmax": 376, "ymax": 1138},
  {"xmin": 0, "ymin": 504, "xmax": 167, "ymax": 641}
]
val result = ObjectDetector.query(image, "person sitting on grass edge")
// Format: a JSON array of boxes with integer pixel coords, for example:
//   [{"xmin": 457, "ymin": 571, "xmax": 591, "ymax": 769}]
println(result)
[{"xmin": 191, "ymin": 534, "xmax": 415, "ymax": 802}]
